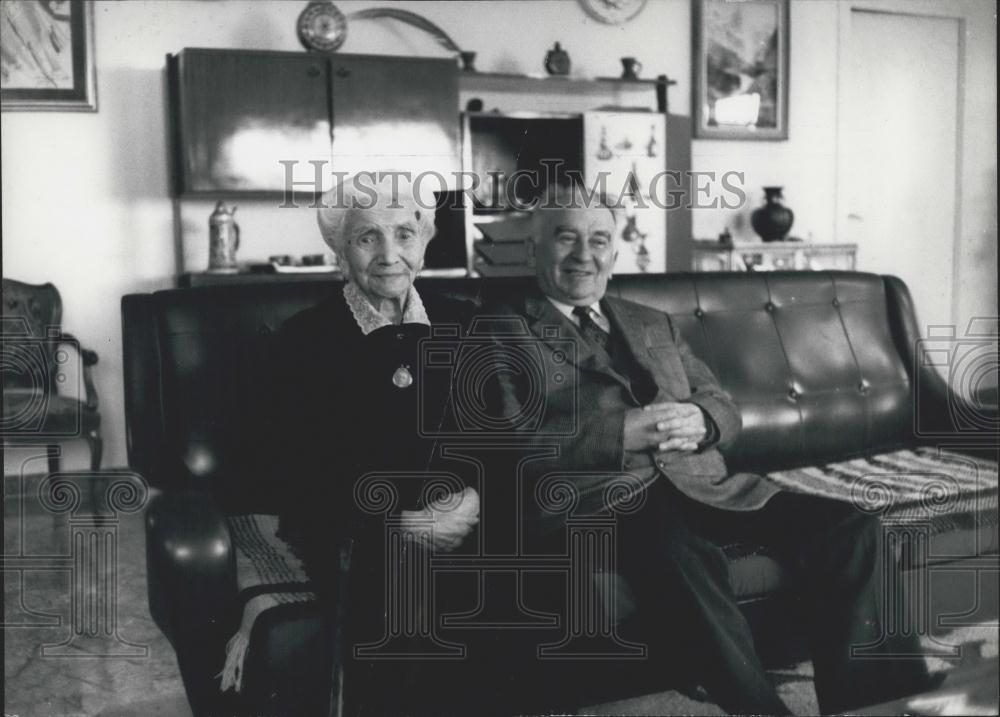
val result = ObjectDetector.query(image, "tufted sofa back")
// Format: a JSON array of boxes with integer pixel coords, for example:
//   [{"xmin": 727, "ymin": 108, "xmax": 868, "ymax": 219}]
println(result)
[
  {"xmin": 122, "ymin": 272, "xmax": 923, "ymax": 508},
  {"xmin": 606, "ymin": 272, "xmax": 917, "ymax": 472}
]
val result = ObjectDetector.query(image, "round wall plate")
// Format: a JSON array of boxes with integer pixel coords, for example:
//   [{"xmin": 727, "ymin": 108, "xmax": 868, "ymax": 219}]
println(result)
[
  {"xmin": 297, "ymin": 1, "xmax": 347, "ymax": 53},
  {"xmin": 579, "ymin": 0, "xmax": 648, "ymax": 25}
]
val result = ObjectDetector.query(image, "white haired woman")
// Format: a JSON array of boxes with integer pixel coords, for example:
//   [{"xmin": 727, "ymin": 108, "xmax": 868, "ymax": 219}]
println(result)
[{"xmin": 273, "ymin": 174, "xmax": 479, "ymax": 716}]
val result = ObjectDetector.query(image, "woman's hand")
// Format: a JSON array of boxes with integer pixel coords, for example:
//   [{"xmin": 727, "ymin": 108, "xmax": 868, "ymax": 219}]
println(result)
[{"xmin": 400, "ymin": 486, "xmax": 480, "ymax": 552}]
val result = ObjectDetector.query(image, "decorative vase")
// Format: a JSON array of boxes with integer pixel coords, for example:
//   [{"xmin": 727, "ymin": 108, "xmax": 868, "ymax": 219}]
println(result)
[
  {"xmin": 460, "ymin": 51, "xmax": 477, "ymax": 72},
  {"xmin": 751, "ymin": 186, "xmax": 794, "ymax": 242},
  {"xmin": 545, "ymin": 42, "xmax": 570, "ymax": 75}
]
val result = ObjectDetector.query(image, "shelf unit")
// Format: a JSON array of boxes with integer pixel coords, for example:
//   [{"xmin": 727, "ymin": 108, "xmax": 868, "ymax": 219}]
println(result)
[{"xmin": 166, "ymin": 50, "xmax": 685, "ymax": 278}]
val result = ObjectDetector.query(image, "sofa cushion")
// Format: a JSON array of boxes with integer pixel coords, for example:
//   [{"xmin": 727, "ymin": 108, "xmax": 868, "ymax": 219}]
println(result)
[{"xmin": 3, "ymin": 389, "xmax": 100, "ymax": 435}]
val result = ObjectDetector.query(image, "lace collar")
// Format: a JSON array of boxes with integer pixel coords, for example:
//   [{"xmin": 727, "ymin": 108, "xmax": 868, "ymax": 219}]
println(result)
[{"xmin": 343, "ymin": 281, "xmax": 430, "ymax": 336}]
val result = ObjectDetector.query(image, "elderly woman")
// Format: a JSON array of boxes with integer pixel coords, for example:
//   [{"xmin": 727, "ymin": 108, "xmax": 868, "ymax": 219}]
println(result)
[{"xmin": 274, "ymin": 174, "xmax": 479, "ymax": 716}]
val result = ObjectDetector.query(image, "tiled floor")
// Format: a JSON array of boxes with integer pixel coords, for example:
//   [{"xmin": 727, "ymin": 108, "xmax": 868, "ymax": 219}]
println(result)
[
  {"xmin": 4, "ymin": 469, "xmax": 191, "ymax": 717},
  {"xmin": 5, "ymin": 466, "xmax": 997, "ymax": 717}
]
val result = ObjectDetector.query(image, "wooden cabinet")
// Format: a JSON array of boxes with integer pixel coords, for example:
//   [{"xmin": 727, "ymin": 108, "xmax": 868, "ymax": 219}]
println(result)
[
  {"xmin": 328, "ymin": 54, "xmax": 460, "ymax": 181},
  {"xmin": 465, "ymin": 110, "xmax": 686, "ymax": 277},
  {"xmin": 168, "ymin": 49, "xmax": 460, "ymax": 195},
  {"xmin": 167, "ymin": 52, "xmax": 687, "ymax": 277},
  {"xmin": 168, "ymin": 49, "xmax": 332, "ymax": 194}
]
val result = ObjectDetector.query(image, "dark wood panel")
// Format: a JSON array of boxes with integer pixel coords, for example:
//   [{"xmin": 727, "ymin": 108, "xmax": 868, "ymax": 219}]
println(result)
[
  {"xmin": 329, "ymin": 55, "xmax": 460, "ymax": 181},
  {"xmin": 173, "ymin": 49, "xmax": 331, "ymax": 194}
]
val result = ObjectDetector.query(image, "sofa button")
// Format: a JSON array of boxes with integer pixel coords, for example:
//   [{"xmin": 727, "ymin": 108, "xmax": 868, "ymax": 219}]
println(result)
[
  {"xmin": 656, "ymin": 459, "xmax": 666, "ymax": 469},
  {"xmin": 765, "ymin": 302, "xmax": 775, "ymax": 312},
  {"xmin": 858, "ymin": 380, "xmax": 870, "ymax": 394},
  {"xmin": 832, "ymin": 298, "xmax": 840, "ymax": 308},
  {"xmin": 694, "ymin": 308, "xmax": 704, "ymax": 318},
  {"xmin": 788, "ymin": 388, "xmax": 798, "ymax": 400}
]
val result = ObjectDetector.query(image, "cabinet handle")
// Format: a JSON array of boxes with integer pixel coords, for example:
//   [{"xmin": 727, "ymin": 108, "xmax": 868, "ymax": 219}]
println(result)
[{"xmin": 335, "ymin": 67, "xmax": 351, "ymax": 78}]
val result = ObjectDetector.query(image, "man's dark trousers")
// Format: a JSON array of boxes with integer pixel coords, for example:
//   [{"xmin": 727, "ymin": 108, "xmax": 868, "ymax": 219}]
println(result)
[{"xmin": 617, "ymin": 477, "xmax": 931, "ymax": 715}]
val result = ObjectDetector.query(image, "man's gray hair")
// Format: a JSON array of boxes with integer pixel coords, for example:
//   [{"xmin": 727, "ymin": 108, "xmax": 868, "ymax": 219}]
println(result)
[
  {"xmin": 316, "ymin": 172, "xmax": 438, "ymax": 252},
  {"xmin": 530, "ymin": 181, "xmax": 622, "ymax": 230}
]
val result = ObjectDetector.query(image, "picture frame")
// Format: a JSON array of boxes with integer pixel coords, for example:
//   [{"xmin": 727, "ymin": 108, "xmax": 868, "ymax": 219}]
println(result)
[
  {"xmin": 1, "ymin": 0, "xmax": 98, "ymax": 112},
  {"xmin": 692, "ymin": 0, "xmax": 788, "ymax": 140}
]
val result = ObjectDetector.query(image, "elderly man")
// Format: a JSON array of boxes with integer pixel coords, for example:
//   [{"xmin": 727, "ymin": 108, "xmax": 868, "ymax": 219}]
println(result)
[{"xmin": 488, "ymin": 182, "xmax": 932, "ymax": 715}]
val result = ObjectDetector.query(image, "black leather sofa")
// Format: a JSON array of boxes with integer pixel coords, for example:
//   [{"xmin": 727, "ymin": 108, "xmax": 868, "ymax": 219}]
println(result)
[{"xmin": 123, "ymin": 272, "xmax": 998, "ymax": 717}]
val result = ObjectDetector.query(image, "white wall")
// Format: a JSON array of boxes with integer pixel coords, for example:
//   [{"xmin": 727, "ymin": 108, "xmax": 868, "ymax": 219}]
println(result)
[
  {"xmin": 2, "ymin": 0, "xmax": 996, "ymax": 469},
  {"xmin": 692, "ymin": 0, "xmax": 997, "ymax": 337},
  {"xmin": 691, "ymin": 0, "xmax": 841, "ymax": 245}
]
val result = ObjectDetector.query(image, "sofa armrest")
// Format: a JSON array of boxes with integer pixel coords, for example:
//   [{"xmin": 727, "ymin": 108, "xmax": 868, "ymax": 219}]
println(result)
[
  {"xmin": 147, "ymin": 490, "xmax": 244, "ymax": 715},
  {"xmin": 145, "ymin": 489, "xmax": 238, "ymax": 644},
  {"xmin": 884, "ymin": 275, "xmax": 998, "ymax": 445}
]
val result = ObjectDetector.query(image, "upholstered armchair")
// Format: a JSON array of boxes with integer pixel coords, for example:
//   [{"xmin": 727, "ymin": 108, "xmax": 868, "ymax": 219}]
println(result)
[{"xmin": 2, "ymin": 278, "xmax": 102, "ymax": 472}]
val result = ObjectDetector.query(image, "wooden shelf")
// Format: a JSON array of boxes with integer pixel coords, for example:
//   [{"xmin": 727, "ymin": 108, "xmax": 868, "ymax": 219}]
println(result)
[
  {"xmin": 692, "ymin": 240, "xmax": 858, "ymax": 272},
  {"xmin": 178, "ymin": 266, "xmax": 470, "ymax": 287},
  {"xmin": 461, "ymin": 70, "xmax": 664, "ymax": 87},
  {"xmin": 460, "ymin": 71, "xmax": 676, "ymax": 113}
]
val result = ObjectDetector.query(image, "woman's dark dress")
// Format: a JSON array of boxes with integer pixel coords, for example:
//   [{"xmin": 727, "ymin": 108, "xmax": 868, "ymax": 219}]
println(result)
[{"xmin": 273, "ymin": 289, "xmax": 474, "ymax": 716}]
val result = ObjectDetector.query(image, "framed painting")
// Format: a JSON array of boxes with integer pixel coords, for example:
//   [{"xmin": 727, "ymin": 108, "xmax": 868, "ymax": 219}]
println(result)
[
  {"xmin": 1, "ymin": 0, "xmax": 97, "ymax": 111},
  {"xmin": 693, "ymin": 0, "xmax": 788, "ymax": 140}
]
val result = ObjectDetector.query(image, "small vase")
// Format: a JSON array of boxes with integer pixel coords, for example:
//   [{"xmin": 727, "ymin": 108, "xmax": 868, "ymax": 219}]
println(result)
[
  {"xmin": 751, "ymin": 186, "xmax": 794, "ymax": 242},
  {"xmin": 545, "ymin": 42, "xmax": 570, "ymax": 76},
  {"xmin": 620, "ymin": 57, "xmax": 642, "ymax": 80},
  {"xmin": 460, "ymin": 51, "xmax": 477, "ymax": 72}
]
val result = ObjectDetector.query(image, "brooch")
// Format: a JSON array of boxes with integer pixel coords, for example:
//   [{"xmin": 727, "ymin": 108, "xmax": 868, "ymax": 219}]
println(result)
[{"xmin": 392, "ymin": 365, "xmax": 414, "ymax": 389}]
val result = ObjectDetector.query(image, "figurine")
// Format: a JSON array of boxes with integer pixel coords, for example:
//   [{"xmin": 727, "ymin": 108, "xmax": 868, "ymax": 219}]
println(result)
[
  {"xmin": 621, "ymin": 213, "xmax": 650, "ymax": 273},
  {"xmin": 208, "ymin": 202, "xmax": 240, "ymax": 273},
  {"xmin": 596, "ymin": 126, "xmax": 613, "ymax": 160}
]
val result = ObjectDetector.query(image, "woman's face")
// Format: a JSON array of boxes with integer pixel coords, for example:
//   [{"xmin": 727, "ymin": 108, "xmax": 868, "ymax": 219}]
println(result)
[{"xmin": 339, "ymin": 204, "xmax": 428, "ymax": 305}]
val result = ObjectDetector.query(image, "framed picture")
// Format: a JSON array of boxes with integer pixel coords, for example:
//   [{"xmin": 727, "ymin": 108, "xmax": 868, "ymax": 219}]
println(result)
[
  {"xmin": 1, "ymin": 0, "xmax": 97, "ymax": 112},
  {"xmin": 693, "ymin": 0, "xmax": 788, "ymax": 140}
]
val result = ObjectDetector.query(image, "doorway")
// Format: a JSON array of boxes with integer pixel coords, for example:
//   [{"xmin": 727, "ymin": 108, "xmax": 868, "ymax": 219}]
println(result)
[{"xmin": 836, "ymin": 8, "xmax": 962, "ymax": 332}]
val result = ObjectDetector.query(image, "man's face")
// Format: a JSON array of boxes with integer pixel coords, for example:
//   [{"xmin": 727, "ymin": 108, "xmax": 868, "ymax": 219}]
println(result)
[
  {"xmin": 532, "ymin": 205, "xmax": 618, "ymax": 306},
  {"xmin": 340, "ymin": 204, "xmax": 427, "ymax": 304}
]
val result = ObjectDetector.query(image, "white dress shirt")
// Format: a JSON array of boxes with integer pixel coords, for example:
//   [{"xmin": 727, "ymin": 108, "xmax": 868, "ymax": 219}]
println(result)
[{"xmin": 545, "ymin": 296, "xmax": 612, "ymax": 334}]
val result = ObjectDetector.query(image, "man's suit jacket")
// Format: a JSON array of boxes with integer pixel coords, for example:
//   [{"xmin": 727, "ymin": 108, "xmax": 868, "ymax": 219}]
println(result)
[{"xmin": 491, "ymin": 289, "xmax": 779, "ymax": 532}]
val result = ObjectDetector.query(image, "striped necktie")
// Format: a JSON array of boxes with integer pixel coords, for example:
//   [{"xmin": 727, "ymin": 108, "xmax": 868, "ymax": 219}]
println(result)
[{"xmin": 572, "ymin": 305, "xmax": 611, "ymax": 353}]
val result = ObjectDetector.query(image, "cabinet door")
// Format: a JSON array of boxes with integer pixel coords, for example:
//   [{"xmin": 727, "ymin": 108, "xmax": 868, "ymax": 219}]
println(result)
[
  {"xmin": 171, "ymin": 49, "xmax": 331, "ymax": 194},
  {"xmin": 329, "ymin": 55, "xmax": 460, "ymax": 185}
]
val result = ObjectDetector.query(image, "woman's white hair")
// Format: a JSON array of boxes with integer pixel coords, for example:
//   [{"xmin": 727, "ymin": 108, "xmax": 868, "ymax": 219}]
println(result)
[{"xmin": 316, "ymin": 171, "xmax": 438, "ymax": 253}]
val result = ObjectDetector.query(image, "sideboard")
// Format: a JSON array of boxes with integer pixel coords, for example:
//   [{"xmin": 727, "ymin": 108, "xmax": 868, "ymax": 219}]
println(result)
[{"xmin": 692, "ymin": 240, "xmax": 858, "ymax": 272}]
